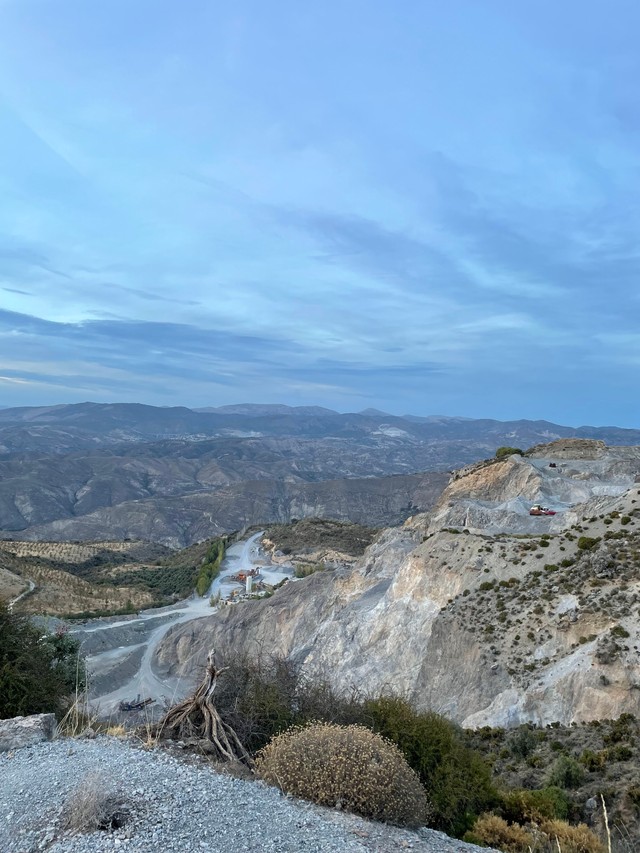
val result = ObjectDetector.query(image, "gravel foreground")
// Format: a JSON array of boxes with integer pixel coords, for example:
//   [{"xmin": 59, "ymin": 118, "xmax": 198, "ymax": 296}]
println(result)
[{"xmin": 0, "ymin": 736, "xmax": 496, "ymax": 853}]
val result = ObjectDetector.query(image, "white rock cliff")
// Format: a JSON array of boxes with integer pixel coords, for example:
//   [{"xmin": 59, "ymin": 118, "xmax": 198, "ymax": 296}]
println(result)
[{"xmin": 155, "ymin": 440, "xmax": 640, "ymax": 727}]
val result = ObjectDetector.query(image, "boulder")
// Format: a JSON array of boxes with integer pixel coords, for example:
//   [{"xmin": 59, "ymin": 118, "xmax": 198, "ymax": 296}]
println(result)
[{"xmin": 0, "ymin": 714, "xmax": 56, "ymax": 752}]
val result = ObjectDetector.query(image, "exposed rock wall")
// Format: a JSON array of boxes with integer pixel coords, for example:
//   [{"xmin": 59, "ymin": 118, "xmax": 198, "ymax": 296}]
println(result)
[{"xmin": 156, "ymin": 442, "xmax": 640, "ymax": 727}]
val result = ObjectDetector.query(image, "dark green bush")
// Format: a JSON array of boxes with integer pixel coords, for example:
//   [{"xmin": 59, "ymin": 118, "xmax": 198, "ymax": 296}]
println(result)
[
  {"xmin": 0, "ymin": 602, "xmax": 83, "ymax": 718},
  {"xmin": 577, "ymin": 536, "xmax": 600, "ymax": 551},
  {"xmin": 611, "ymin": 624, "xmax": 630, "ymax": 638},
  {"xmin": 501, "ymin": 786, "xmax": 569, "ymax": 823},
  {"xmin": 495, "ymin": 447, "xmax": 523, "ymax": 459},
  {"xmin": 508, "ymin": 727, "xmax": 538, "ymax": 759},
  {"xmin": 364, "ymin": 696, "xmax": 497, "ymax": 836},
  {"xmin": 547, "ymin": 754, "xmax": 585, "ymax": 788},
  {"xmin": 580, "ymin": 749, "xmax": 607, "ymax": 771},
  {"xmin": 212, "ymin": 657, "xmax": 495, "ymax": 837},
  {"xmin": 607, "ymin": 744, "xmax": 633, "ymax": 762},
  {"xmin": 213, "ymin": 653, "xmax": 364, "ymax": 754}
]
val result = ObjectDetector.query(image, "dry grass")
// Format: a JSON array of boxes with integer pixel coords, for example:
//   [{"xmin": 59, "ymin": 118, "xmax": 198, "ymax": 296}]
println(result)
[
  {"xmin": 14, "ymin": 563, "xmax": 154, "ymax": 615},
  {"xmin": 539, "ymin": 819, "xmax": 606, "ymax": 853},
  {"xmin": 0, "ymin": 565, "xmax": 27, "ymax": 602},
  {"xmin": 468, "ymin": 813, "xmax": 606, "ymax": 853},
  {"xmin": 104, "ymin": 724, "xmax": 127, "ymax": 738},
  {"xmin": 60, "ymin": 772, "xmax": 127, "ymax": 833},
  {"xmin": 469, "ymin": 813, "xmax": 535, "ymax": 851},
  {"xmin": 57, "ymin": 657, "xmax": 98, "ymax": 739}
]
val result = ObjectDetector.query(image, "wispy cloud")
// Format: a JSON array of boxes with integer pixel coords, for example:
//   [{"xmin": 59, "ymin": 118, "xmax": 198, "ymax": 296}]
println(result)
[{"xmin": 0, "ymin": 1, "xmax": 639, "ymax": 425}]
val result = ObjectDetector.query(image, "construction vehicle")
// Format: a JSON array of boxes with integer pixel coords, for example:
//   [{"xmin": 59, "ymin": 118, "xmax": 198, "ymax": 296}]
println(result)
[
  {"xmin": 529, "ymin": 505, "xmax": 556, "ymax": 516},
  {"xmin": 236, "ymin": 568, "xmax": 259, "ymax": 582},
  {"xmin": 118, "ymin": 697, "xmax": 154, "ymax": 712}
]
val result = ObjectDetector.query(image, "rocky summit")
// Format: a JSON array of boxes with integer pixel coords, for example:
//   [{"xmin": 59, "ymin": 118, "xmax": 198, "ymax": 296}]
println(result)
[{"xmin": 155, "ymin": 440, "xmax": 640, "ymax": 728}]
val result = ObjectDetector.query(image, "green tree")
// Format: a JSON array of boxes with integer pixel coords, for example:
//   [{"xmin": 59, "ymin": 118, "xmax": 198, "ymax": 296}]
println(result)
[
  {"xmin": 495, "ymin": 446, "xmax": 523, "ymax": 459},
  {"xmin": 196, "ymin": 536, "xmax": 228, "ymax": 596},
  {"xmin": 0, "ymin": 602, "xmax": 83, "ymax": 718}
]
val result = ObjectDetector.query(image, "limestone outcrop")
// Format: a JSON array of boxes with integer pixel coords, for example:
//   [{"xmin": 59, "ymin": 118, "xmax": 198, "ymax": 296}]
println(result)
[
  {"xmin": 0, "ymin": 714, "xmax": 56, "ymax": 752},
  {"xmin": 155, "ymin": 441, "xmax": 640, "ymax": 727}
]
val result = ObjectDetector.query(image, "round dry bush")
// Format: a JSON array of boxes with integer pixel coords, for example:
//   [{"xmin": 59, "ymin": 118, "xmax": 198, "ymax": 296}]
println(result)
[
  {"xmin": 255, "ymin": 722, "xmax": 431, "ymax": 828},
  {"xmin": 466, "ymin": 813, "xmax": 534, "ymax": 852},
  {"xmin": 539, "ymin": 819, "xmax": 605, "ymax": 853}
]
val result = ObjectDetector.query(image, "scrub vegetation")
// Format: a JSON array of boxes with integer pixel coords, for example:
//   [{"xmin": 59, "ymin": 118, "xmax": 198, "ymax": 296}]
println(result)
[
  {"xmin": 194, "ymin": 536, "xmax": 229, "ymax": 596},
  {"xmin": 0, "ymin": 533, "xmax": 237, "ymax": 617},
  {"xmin": 167, "ymin": 652, "xmax": 621, "ymax": 849},
  {"xmin": 256, "ymin": 723, "xmax": 431, "ymax": 828},
  {"xmin": 0, "ymin": 601, "xmax": 83, "ymax": 718}
]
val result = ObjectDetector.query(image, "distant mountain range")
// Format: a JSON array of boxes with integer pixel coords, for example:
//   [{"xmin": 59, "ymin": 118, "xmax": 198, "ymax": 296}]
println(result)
[{"xmin": 0, "ymin": 402, "xmax": 638, "ymax": 546}]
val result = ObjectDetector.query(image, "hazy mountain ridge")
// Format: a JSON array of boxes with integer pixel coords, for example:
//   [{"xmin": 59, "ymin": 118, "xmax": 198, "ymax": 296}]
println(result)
[
  {"xmin": 1, "ymin": 402, "xmax": 639, "ymax": 453},
  {"xmin": 1, "ymin": 403, "xmax": 639, "ymax": 547}
]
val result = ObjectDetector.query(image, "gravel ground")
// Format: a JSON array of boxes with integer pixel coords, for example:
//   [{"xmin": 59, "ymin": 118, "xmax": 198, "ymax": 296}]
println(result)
[{"xmin": 0, "ymin": 736, "xmax": 496, "ymax": 853}]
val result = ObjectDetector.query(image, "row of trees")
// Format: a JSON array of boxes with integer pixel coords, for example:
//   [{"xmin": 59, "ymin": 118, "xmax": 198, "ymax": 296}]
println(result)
[{"xmin": 195, "ymin": 537, "xmax": 229, "ymax": 596}]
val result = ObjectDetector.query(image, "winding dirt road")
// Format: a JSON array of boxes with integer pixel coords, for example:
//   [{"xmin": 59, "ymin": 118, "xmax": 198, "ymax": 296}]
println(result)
[{"xmin": 74, "ymin": 532, "xmax": 266, "ymax": 716}]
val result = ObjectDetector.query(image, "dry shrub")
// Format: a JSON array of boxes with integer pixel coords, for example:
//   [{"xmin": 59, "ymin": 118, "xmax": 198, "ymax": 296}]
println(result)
[
  {"xmin": 539, "ymin": 819, "xmax": 606, "ymax": 853},
  {"xmin": 255, "ymin": 722, "xmax": 431, "ymax": 828},
  {"xmin": 104, "ymin": 724, "xmax": 127, "ymax": 738},
  {"xmin": 466, "ymin": 813, "xmax": 534, "ymax": 852},
  {"xmin": 60, "ymin": 772, "xmax": 127, "ymax": 834},
  {"xmin": 467, "ymin": 813, "xmax": 606, "ymax": 853}
]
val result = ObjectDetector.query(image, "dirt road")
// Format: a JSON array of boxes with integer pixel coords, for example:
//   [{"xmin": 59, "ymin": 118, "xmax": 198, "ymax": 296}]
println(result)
[{"xmin": 74, "ymin": 532, "xmax": 266, "ymax": 716}]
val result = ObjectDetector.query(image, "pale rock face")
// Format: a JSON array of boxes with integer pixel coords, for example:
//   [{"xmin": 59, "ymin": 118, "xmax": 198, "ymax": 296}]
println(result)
[
  {"xmin": 0, "ymin": 714, "xmax": 56, "ymax": 752},
  {"xmin": 155, "ymin": 440, "xmax": 640, "ymax": 728}
]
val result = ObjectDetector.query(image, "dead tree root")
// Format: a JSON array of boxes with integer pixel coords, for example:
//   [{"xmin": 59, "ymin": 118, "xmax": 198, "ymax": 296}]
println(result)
[{"xmin": 158, "ymin": 649, "xmax": 254, "ymax": 769}]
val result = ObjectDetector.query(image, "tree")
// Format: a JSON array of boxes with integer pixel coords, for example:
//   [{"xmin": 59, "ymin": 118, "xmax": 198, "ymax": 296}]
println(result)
[
  {"xmin": 495, "ymin": 446, "xmax": 523, "ymax": 459},
  {"xmin": 0, "ymin": 602, "xmax": 83, "ymax": 719}
]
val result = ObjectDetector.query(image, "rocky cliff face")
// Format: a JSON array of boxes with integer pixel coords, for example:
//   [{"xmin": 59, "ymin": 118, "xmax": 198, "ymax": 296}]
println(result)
[
  {"xmin": 155, "ymin": 440, "xmax": 640, "ymax": 727},
  {"xmin": 15, "ymin": 472, "xmax": 446, "ymax": 548}
]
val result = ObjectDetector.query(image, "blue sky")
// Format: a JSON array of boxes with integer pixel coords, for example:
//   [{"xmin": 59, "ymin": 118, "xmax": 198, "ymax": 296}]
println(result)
[{"xmin": 0, "ymin": 0, "xmax": 638, "ymax": 426}]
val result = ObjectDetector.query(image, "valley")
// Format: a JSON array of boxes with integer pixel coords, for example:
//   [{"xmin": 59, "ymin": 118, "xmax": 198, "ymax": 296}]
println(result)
[
  {"xmin": 1, "ymin": 402, "xmax": 639, "ymax": 546},
  {"xmin": 73, "ymin": 531, "xmax": 289, "ymax": 715}
]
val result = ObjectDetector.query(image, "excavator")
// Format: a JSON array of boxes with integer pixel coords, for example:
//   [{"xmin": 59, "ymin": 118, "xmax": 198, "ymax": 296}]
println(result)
[{"xmin": 529, "ymin": 504, "xmax": 556, "ymax": 516}]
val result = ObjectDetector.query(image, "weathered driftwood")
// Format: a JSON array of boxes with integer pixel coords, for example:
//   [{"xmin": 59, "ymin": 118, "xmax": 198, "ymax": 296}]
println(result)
[{"xmin": 159, "ymin": 649, "xmax": 253, "ymax": 768}]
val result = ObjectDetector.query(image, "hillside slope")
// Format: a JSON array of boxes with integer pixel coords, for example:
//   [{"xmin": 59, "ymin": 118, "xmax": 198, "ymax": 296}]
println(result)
[
  {"xmin": 155, "ymin": 440, "xmax": 640, "ymax": 727},
  {"xmin": 11, "ymin": 471, "xmax": 446, "ymax": 548}
]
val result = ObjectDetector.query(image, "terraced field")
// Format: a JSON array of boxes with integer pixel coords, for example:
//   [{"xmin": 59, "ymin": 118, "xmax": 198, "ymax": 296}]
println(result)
[{"xmin": 0, "ymin": 536, "xmax": 230, "ymax": 618}]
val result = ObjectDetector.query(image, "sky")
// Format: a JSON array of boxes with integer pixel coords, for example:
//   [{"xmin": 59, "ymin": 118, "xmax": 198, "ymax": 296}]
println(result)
[{"xmin": 0, "ymin": 0, "xmax": 638, "ymax": 426}]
